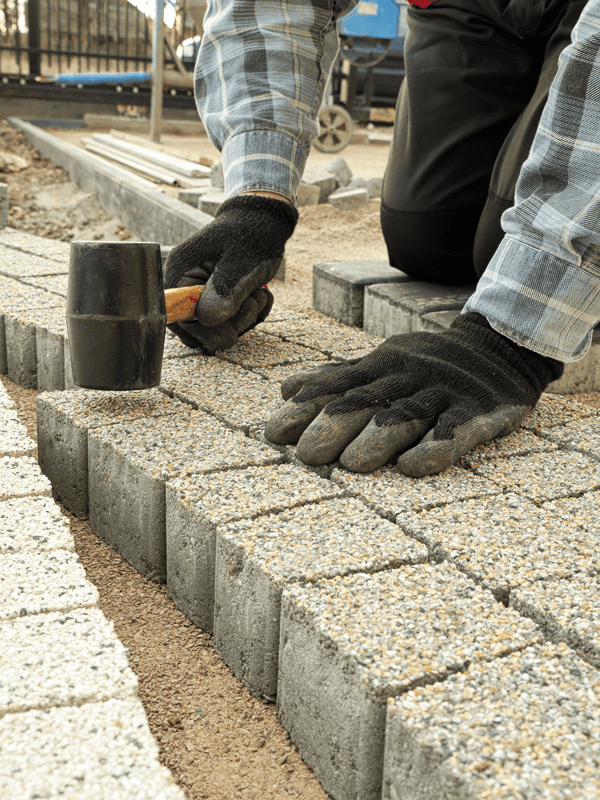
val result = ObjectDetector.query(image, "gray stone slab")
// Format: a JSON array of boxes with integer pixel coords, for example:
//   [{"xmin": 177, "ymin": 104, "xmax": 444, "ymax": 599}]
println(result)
[
  {"xmin": 363, "ymin": 282, "xmax": 476, "ymax": 339},
  {"xmin": 537, "ymin": 414, "xmax": 600, "ymax": 460},
  {"xmin": 0, "ymin": 455, "xmax": 51, "ymax": 500},
  {"xmin": 178, "ymin": 182, "xmax": 212, "ymax": 206},
  {"xmin": 213, "ymin": 497, "xmax": 428, "ymax": 700},
  {"xmin": 0, "ymin": 496, "xmax": 72, "ymax": 555},
  {"xmin": 0, "ymin": 409, "xmax": 36, "ymax": 458},
  {"xmin": 0, "ymin": 549, "xmax": 98, "ymax": 621},
  {"xmin": 523, "ymin": 392, "xmax": 598, "ymax": 431},
  {"xmin": 297, "ymin": 181, "xmax": 320, "ymax": 206},
  {"xmin": 0, "ymin": 245, "xmax": 68, "ymax": 278},
  {"xmin": 166, "ymin": 463, "xmax": 343, "ymax": 633},
  {"xmin": 36, "ymin": 389, "xmax": 183, "ymax": 518},
  {"xmin": 312, "ymin": 261, "xmax": 410, "ymax": 327},
  {"xmin": 331, "ymin": 464, "xmax": 500, "ymax": 521},
  {"xmin": 301, "ymin": 166, "xmax": 337, "ymax": 203},
  {"xmin": 383, "ymin": 643, "xmax": 600, "ymax": 800},
  {"xmin": 547, "ymin": 330, "xmax": 600, "ymax": 394},
  {"xmin": 511, "ymin": 574, "xmax": 600, "ymax": 668},
  {"xmin": 199, "ymin": 193, "xmax": 225, "ymax": 216},
  {"xmin": 0, "ymin": 697, "xmax": 185, "ymax": 799},
  {"xmin": 89, "ymin": 409, "xmax": 281, "ymax": 582},
  {"xmin": 37, "ymin": 322, "xmax": 67, "ymax": 392},
  {"xmin": 278, "ymin": 564, "xmax": 542, "ymax": 800},
  {"xmin": 160, "ymin": 355, "xmax": 283, "ymax": 435},
  {"xmin": 20, "ymin": 272, "xmax": 69, "ymax": 296},
  {"xmin": 3, "ymin": 298, "xmax": 64, "ymax": 390},
  {"xmin": 328, "ymin": 187, "xmax": 368, "ymax": 209},
  {"xmin": 402, "ymin": 491, "xmax": 600, "ymax": 603},
  {"xmin": 0, "ymin": 607, "xmax": 137, "ymax": 716}
]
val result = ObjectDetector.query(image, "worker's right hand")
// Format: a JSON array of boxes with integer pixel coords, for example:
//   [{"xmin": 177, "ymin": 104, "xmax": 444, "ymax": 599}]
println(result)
[{"xmin": 164, "ymin": 194, "xmax": 299, "ymax": 351}]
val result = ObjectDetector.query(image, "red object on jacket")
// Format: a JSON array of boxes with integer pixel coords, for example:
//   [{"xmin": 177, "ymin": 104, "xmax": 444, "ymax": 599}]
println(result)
[{"xmin": 407, "ymin": 0, "xmax": 438, "ymax": 6}]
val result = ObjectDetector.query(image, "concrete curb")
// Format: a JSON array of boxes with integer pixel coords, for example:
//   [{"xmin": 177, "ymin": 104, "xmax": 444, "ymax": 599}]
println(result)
[
  {"xmin": 8, "ymin": 117, "xmax": 214, "ymax": 245},
  {"xmin": 4, "ymin": 231, "xmax": 600, "ymax": 799}
]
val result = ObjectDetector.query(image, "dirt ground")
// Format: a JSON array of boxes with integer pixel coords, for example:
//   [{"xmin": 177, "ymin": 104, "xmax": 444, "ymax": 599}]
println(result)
[{"xmin": 2, "ymin": 117, "xmax": 600, "ymax": 800}]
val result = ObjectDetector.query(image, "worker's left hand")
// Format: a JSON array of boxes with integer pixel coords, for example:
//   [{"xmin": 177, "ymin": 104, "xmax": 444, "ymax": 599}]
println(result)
[
  {"xmin": 264, "ymin": 313, "xmax": 563, "ymax": 477},
  {"xmin": 164, "ymin": 194, "xmax": 298, "ymax": 351}
]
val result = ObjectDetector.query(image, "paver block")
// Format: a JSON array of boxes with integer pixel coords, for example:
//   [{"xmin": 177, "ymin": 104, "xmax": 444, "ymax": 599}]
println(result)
[
  {"xmin": 0, "ymin": 496, "xmax": 72, "ymax": 555},
  {"xmin": 301, "ymin": 166, "xmax": 337, "ymax": 203},
  {"xmin": 384, "ymin": 643, "xmax": 600, "ymax": 800},
  {"xmin": 312, "ymin": 261, "xmax": 410, "ymax": 327},
  {"xmin": 321, "ymin": 157, "xmax": 352, "ymax": 187},
  {"xmin": 3, "ymin": 297, "xmax": 64, "ymax": 389},
  {"xmin": 160, "ymin": 355, "xmax": 283, "ymax": 435},
  {"xmin": 363, "ymin": 282, "xmax": 476, "ymax": 339},
  {"xmin": 37, "ymin": 389, "xmax": 183, "ymax": 518},
  {"xmin": 4, "ymin": 315, "xmax": 37, "ymax": 389},
  {"xmin": 250, "ymin": 360, "xmax": 333, "ymax": 384},
  {"xmin": 0, "ymin": 607, "xmax": 137, "ymax": 716},
  {"xmin": 547, "ymin": 329, "xmax": 600, "ymax": 394},
  {"xmin": 0, "ymin": 245, "xmax": 69, "ymax": 278},
  {"xmin": 89, "ymin": 409, "xmax": 281, "ymax": 582},
  {"xmin": 0, "ymin": 408, "xmax": 36, "ymax": 457},
  {"xmin": 457, "ymin": 427, "xmax": 558, "ymax": 467},
  {"xmin": 214, "ymin": 497, "xmax": 427, "ymax": 699},
  {"xmin": 0, "ymin": 455, "xmax": 51, "ymax": 500},
  {"xmin": 0, "ymin": 549, "xmax": 98, "ymax": 621},
  {"xmin": 538, "ymin": 414, "xmax": 600, "ymax": 460},
  {"xmin": 178, "ymin": 182, "xmax": 212, "ymax": 206},
  {"xmin": 512, "ymin": 574, "xmax": 600, "ymax": 668},
  {"xmin": 403, "ymin": 492, "xmax": 600, "ymax": 603},
  {"xmin": 331, "ymin": 464, "xmax": 500, "ymax": 521},
  {"xmin": 216, "ymin": 329, "xmax": 323, "ymax": 369},
  {"xmin": 37, "ymin": 320, "xmax": 68, "ymax": 392},
  {"xmin": 0, "ymin": 697, "xmax": 185, "ymax": 800},
  {"xmin": 523, "ymin": 392, "xmax": 598, "ymax": 431},
  {"xmin": 263, "ymin": 317, "xmax": 383, "ymax": 357},
  {"xmin": 472, "ymin": 450, "xmax": 600, "ymax": 503},
  {"xmin": 199, "ymin": 193, "xmax": 225, "ymax": 215},
  {"xmin": 328, "ymin": 187, "xmax": 369, "ymax": 209},
  {"xmin": 278, "ymin": 564, "xmax": 542, "ymax": 800},
  {"xmin": 0, "ymin": 227, "xmax": 70, "ymax": 264},
  {"xmin": 19, "ymin": 273, "xmax": 69, "ymax": 296},
  {"xmin": 0, "ymin": 381, "xmax": 14, "ymax": 409},
  {"xmin": 166, "ymin": 463, "xmax": 343, "ymax": 632},
  {"xmin": 297, "ymin": 181, "xmax": 320, "ymax": 206}
]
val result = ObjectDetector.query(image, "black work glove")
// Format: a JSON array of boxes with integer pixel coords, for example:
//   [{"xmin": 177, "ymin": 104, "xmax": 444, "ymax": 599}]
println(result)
[
  {"xmin": 164, "ymin": 194, "xmax": 299, "ymax": 351},
  {"xmin": 264, "ymin": 313, "xmax": 563, "ymax": 477}
]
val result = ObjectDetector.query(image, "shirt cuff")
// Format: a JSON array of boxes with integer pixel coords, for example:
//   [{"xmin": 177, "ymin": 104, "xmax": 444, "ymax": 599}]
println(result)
[
  {"xmin": 222, "ymin": 130, "xmax": 308, "ymax": 205},
  {"xmin": 463, "ymin": 236, "xmax": 600, "ymax": 363}
]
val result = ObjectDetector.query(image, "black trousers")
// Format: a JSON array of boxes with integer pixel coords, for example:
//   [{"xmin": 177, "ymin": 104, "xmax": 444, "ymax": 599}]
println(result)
[{"xmin": 380, "ymin": 0, "xmax": 587, "ymax": 286}]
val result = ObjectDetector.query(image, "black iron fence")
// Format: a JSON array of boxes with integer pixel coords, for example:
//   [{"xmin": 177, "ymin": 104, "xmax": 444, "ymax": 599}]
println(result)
[{"xmin": 0, "ymin": 0, "xmax": 199, "ymax": 78}]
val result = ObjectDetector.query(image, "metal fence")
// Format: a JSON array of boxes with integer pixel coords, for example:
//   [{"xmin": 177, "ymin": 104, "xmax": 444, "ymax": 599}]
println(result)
[{"xmin": 0, "ymin": 0, "xmax": 199, "ymax": 78}]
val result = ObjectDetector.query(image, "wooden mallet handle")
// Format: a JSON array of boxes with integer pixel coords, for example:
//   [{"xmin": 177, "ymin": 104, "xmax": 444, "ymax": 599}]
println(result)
[{"xmin": 165, "ymin": 285, "xmax": 204, "ymax": 324}]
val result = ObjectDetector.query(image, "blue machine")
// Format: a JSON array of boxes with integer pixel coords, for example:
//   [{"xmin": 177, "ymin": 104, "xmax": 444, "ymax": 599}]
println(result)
[{"xmin": 339, "ymin": 0, "xmax": 403, "ymax": 41}]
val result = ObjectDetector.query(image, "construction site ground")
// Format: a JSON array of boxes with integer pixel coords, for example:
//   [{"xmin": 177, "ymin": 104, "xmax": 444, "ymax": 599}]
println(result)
[{"xmin": 2, "ymin": 116, "xmax": 600, "ymax": 800}]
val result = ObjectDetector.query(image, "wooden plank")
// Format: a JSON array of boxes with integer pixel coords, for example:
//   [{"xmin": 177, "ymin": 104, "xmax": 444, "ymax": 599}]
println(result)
[
  {"xmin": 108, "ymin": 129, "xmax": 214, "ymax": 167},
  {"xmin": 92, "ymin": 132, "xmax": 211, "ymax": 178},
  {"xmin": 82, "ymin": 139, "xmax": 177, "ymax": 185}
]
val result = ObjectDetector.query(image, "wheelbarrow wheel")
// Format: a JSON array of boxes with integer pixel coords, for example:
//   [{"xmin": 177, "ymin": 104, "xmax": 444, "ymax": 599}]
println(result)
[{"xmin": 314, "ymin": 105, "xmax": 354, "ymax": 152}]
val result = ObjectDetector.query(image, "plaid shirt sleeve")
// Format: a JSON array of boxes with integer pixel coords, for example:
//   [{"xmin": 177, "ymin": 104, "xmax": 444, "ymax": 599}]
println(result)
[
  {"xmin": 465, "ymin": 0, "xmax": 600, "ymax": 363},
  {"xmin": 195, "ymin": 0, "xmax": 359, "ymax": 204}
]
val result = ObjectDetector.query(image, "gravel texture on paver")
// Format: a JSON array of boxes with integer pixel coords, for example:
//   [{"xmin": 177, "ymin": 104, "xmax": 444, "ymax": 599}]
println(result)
[
  {"xmin": 0, "ymin": 381, "xmax": 14, "ymax": 409},
  {"xmin": 0, "ymin": 697, "xmax": 185, "ymax": 800},
  {"xmin": 38, "ymin": 387, "xmax": 185, "ymax": 429},
  {"xmin": 168, "ymin": 462, "xmax": 344, "ymax": 525},
  {"xmin": 540, "ymin": 416, "xmax": 600, "ymax": 461},
  {"xmin": 18, "ymin": 273, "xmax": 69, "ymax": 296},
  {"xmin": 0, "ymin": 607, "xmax": 137, "ymax": 716},
  {"xmin": 472, "ymin": 450, "xmax": 600, "ymax": 502},
  {"xmin": 0, "ymin": 496, "xmax": 72, "ymax": 555},
  {"xmin": 402, "ymin": 492, "xmax": 600, "ymax": 602},
  {"xmin": 0, "ymin": 409, "xmax": 36, "ymax": 457},
  {"xmin": 283, "ymin": 563, "xmax": 542, "ymax": 697},
  {"xmin": 90, "ymin": 408, "xmax": 282, "ymax": 481},
  {"xmin": 457, "ymin": 428, "xmax": 558, "ymax": 467},
  {"xmin": 249, "ymin": 360, "xmax": 334, "ymax": 384},
  {"xmin": 0, "ymin": 455, "xmax": 52, "ymax": 500},
  {"xmin": 0, "ymin": 245, "xmax": 69, "ymax": 278},
  {"xmin": 215, "ymin": 329, "xmax": 325, "ymax": 369},
  {"xmin": 162, "ymin": 331, "xmax": 202, "ymax": 359},
  {"xmin": 262, "ymin": 317, "xmax": 383, "ymax": 355},
  {"xmin": 522, "ymin": 393, "xmax": 598, "ymax": 430},
  {"xmin": 330, "ymin": 464, "xmax": 500, "ymax": 521},
  {"xmin": 0, "ymin": 228, "xmax": 70, "ymax": 264},
  {"xmin": 218, "ymin": 496, "xmax": 428, "ymax": 585},
  {"xmin": 385, "ymin": 642, "xmax": 600, "ymax": 800},
  {"xmin": 160, "ymin": 356, "xmax": 283, "ymax": 434},
  {"xmin": 511, "ymin": 574, "xmax": 600, "ymax": 667},
  {"xmin": 0, "ymin": 549, "xmax": 99, "ymax": 621}
]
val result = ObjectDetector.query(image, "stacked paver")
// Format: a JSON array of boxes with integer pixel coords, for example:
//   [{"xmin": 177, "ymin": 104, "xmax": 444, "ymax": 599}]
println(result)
[
  {"xmin": 3, "ymin": 228, "xmax": 600, "ymax": 800},
  {"xmin": 0, "ymin": 373, "xmax": 184, "ymax": 799}
]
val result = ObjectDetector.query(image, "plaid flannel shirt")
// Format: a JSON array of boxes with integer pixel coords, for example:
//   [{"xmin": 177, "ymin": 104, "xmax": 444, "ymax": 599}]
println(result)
[{"xmin": 196, "ymin": 0, "xmax": 600, "ymax": 363}]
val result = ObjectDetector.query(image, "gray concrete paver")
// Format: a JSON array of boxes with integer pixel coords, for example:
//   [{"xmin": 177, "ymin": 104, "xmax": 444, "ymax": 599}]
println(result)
[
  {"xmin": 0, "ymin": 454, "xmax": 51, "ymax": 500},
  {"xmin": 383, "ymin": 643, "xmax": 600, "ymax": 800},
  {"xmin": 0, "ymin": 697, "xmax": 185, "ymax": 799},
  {"xmin": 278, "ymin": 564, "xmax": 542, "ymax": 800},
  {"xmin": 0, "ymin": 495, "xmax": 72, "ymax": 555}
]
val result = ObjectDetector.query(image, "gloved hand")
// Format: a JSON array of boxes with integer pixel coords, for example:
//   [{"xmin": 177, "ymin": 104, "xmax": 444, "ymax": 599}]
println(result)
[
  {"xmin": 164, "ymin": 194, "xmax": 299, "ymax": 351},
  {"xmin": 264, "ymin": 313, "xmax": 563, "ymax": 477}
]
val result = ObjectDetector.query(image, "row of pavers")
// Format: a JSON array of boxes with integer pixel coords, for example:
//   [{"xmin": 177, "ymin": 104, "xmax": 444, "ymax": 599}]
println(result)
[
  {"xmin": 0, "ymin": 373, "xmax": 184, "ymax": 798},
  {"xmin": 2, "ymin": 228, "xmax": 600, "ymax": 799}
]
